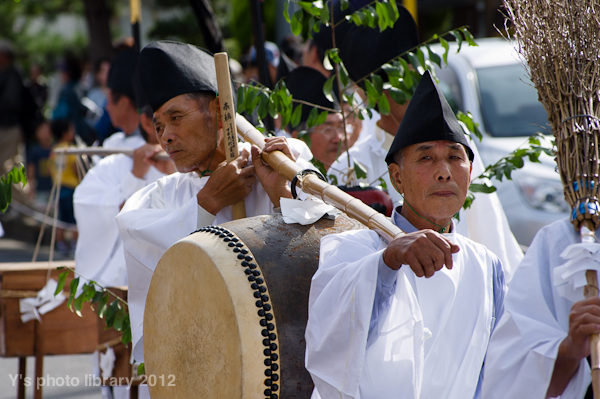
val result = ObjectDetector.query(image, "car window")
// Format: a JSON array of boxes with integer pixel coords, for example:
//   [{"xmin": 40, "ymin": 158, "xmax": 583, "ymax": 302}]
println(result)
[{"xmin": 477, "ymin": 65, "xmax": 551, "ymax": 137}]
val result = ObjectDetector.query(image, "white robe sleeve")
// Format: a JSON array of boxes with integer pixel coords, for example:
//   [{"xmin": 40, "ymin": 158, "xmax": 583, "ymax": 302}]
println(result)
[
  {"xmin": 482, "ymin": 220, "xmax": 591, "ymax": 399},
  {"xmin": 306, "ymin": 229, "xmax": 383, "ymax": 399},
  {"xmin": 306, "ymin": 229, "xmax": 425, "ymax": 399},
  {"xmin": 116, "ymin": 176, "xmax": 215, "ymax": 363},
  {"xmin": 73, "ymin": 155, "xmax": 164, "ymax": 288}
]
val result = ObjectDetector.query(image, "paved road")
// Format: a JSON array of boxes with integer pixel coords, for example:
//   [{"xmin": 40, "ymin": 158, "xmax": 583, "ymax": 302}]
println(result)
[
  {"xmin": 0, "ymin": 355, "xmax": 103, "ymax": 399},
  {"xmin": 0, "ymin": 237, "xmax": 73, "ymax": 263}
]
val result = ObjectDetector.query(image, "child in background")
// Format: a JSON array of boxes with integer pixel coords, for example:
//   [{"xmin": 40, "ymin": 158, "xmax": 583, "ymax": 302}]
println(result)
[
  {"xmin": 26, "ymin": 119, "xmax": 53, "ymax": 210},
  {"xmin": 50, "ymin": 119, "xmax": 79, "ymax": 255}
]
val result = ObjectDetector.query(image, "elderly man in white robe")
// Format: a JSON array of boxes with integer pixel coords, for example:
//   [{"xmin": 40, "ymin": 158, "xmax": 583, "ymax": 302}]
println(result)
[
  {"xmin": 305, "ymin": 71, "xmax": 506, "ymax": 399},
  {"xmin": 115, "ymin": 41, "xmax": 312, "ymax": 398},
  {"xmin": 482, "ymin": 217, "xmax": 600, "ymax": 399},
  {"xmin": 327, "ymin": 9, "xmax": 522, "ymax": 281}
]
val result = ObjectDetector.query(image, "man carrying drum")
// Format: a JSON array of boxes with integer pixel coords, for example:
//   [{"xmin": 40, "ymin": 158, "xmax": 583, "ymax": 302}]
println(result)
[
  {"xmin": 115, "ymin": 41, "xmax": 312, "ymax": 399},
  {"xmin": 305, "ymin": 71, "xmax": 506, "ymax": 399}
]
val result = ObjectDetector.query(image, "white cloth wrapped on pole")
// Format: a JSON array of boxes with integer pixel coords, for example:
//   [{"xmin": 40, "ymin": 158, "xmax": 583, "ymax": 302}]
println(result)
[
  {"xmin": 554, "ymin": 242, "xmax": 600, "ymax": 302},
  {"xmin": 19, "ymin": 279, "xmax": 66, "ymax": 323},
  {"xmin": 280, "ymin": 197, "xmax": 339, "ymax": 225},
  {"xmin": 482, "ymin": 218, "xmax": 592, "ymax": 399}
]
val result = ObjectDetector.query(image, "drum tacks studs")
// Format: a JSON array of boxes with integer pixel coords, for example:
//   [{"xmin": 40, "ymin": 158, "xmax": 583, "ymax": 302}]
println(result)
[{"xmin": 194, "ymin": 225, "xmax": 281, "ymax": 399}]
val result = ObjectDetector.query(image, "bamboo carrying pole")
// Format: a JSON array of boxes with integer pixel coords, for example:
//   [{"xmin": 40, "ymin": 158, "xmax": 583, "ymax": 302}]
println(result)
[
  {"xmin": 52, "ymin": 147, "xmax": 170, "ymax": 161},
  {"xmin": 214, "ymin": 53, "xmax": 246, "ymax": 220},
  {"xmin": 583, "ymin": 220, "xmax": 600, "ymax": 394},
  {"xmin": 235, "ymin": 116, "xmax": 402, "ymax": 242}
]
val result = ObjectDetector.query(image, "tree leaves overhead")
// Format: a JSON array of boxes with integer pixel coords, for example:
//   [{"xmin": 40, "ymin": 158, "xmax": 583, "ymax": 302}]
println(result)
[
  {"xmin": 237, "ymin": 1, "xmax": 552, "ymax": 207},
  {"xmin": 457, "ymin": 111, "xmax": 483, "ymax": 141},
  {"xmin": 238, "ymin": 1, "xmax": 481, "ymax": 143},
  {"xmin": 291, "ymin": 9, "xmax": 304, "ymax": 36}
]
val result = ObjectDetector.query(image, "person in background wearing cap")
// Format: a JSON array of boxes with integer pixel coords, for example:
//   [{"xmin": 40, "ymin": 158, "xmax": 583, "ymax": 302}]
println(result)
[
  {"xmin": 284, "ymin": 66, "xmax": 347, "ymax": 171},
  {"xmin": 243, "ymin": 41, "xmax": 281, "ymax": 86},
  {"xmin": 299, "ymin": 0, "xmax": 372, "ymax": 154},
  {"xmin": 0, "ymin": 39, "xmax": 25, "ymax": 175},
  {"xmin": 73, "ymin": 61, "xmax": 173, "ymax": 399},
  {"xmin": 74, "ymin": 61, "xmax": 173, "ymax": 293},
  {"xmin": 242, "ymin": 41, "xmax": 297, "ymax": 137},
  {"xmin": 301, "ymin": 0, "xmax": 354, "ymax": 78},
  {"xmin": 101, "ymin": 50, "xmax": 145, "ymax": 150},
  {"xmin": 328, "ymin": 7, "xmax": 523, "ymax": 280},
  {"xmin": 327, "ymin": 5, "xmax": 419, "ymax": 206},
  {"xmin": 305, "ymin": 72, "xmax": 506, "ymax": 399},
  {"xmin": 115, "ymin": 41, "xmax": 313, "ymax": 395}
]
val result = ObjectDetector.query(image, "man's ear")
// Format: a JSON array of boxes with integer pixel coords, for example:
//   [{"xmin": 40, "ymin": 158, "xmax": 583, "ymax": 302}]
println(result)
[{"xmin": 388, "ymin": 163, "xmax": 403, "ymax": 194}]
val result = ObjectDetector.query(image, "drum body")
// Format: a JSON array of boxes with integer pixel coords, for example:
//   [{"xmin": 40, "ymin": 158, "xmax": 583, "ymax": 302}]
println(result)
[{"xmin": 144, "ymin": 213, "xmax": 365, "ymax": 399}]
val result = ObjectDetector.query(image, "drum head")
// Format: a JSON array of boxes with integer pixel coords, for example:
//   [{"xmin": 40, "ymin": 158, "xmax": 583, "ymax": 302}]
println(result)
[{"xmin": 145, "ymin": 213, "xmax": 365, "ymax": 398}]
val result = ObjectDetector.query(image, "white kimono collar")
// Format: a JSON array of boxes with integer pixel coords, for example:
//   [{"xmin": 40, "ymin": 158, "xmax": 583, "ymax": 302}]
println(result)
[{"xmin": 392, "ymin": 207, "xmax": 456, "ymax": 234}]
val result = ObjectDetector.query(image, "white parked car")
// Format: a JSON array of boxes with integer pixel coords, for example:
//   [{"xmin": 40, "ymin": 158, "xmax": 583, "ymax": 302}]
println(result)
[{"xmin": 432, "ymin": 37, "xmax": 569, "ymax": 246}]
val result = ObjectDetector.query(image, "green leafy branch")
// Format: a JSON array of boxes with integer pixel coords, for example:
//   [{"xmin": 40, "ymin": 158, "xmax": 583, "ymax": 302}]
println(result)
[
  {"xmin": 244, "ymin": 2, "xmax": 504, "ymax": 199},
  {"xmin": 54, "ymin": 266, "xmax": 132, "ymax": 346},
  {"xmin": 237, "ymin": 26, "xmax": 478, "ymax": 136},
  {"xmin": 237, "ymin": 81, "xmax": 336, "ymax": 132},
  {"xmin": 1, "ymin": 164, "xmax": 27, "ymax": 213},
  {"xmin": 465, "ymin": 133, "xmax": 554, "ymax": 208},
  {"xmin": 457, "ymin": 110, "xmax": 483, "ymax": 141},
  {"xmin": 285, "ymin": 0, "xmax": 401, "ymax": 38}
]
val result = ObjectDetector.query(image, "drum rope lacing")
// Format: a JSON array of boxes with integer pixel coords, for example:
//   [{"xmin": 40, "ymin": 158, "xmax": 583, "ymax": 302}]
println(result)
[{"xmin": 192, "ymin": 225, "xmax": 281, "ymax": 399}]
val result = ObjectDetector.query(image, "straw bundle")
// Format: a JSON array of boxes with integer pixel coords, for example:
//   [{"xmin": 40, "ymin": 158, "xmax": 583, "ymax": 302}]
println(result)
[
  {"xmin": 504, "ymin": 0, "xmax": 600, "ymax": 395},
  {"xmin": 503, "ymin": 0, "xmax": 600, "ymax": 229}
]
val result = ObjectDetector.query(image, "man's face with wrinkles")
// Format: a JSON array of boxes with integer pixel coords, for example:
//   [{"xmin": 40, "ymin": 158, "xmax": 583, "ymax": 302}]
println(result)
[{"xmin": 153, "ymin": 94, "xmax": 219, "ymax": 173}]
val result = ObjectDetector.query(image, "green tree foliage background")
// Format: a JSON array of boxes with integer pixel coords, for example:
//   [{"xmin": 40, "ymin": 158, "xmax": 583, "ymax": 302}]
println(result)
[
  {"xmin": 0, "ymin": 0, "xmax": 112, "ymax": 74},
  {"xmin": 148, "ymin": 0, "xmax": 278, "ymax": 60}
]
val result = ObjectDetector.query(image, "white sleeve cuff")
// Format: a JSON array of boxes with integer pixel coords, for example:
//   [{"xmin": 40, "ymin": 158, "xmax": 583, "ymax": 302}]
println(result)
[
  {"xmin": 378, "ymin": 252, "xmax": 399, "ymax": 288},
  {"xmin": 197, "ymin": 205, "xmax": 216, "ymax": 228}
]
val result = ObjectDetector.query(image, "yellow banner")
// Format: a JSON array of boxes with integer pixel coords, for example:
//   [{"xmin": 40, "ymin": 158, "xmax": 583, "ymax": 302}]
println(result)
[
  {"xmin": 403, "ymin": 0, "xmax": 418, "ymax": 23},
  {"xmin": 130, "ymin": 0, "xmax": 141, "ymax": 24}
]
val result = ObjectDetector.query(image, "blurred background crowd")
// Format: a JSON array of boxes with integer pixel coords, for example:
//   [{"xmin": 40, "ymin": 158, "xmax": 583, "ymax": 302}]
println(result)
[{"xmin": 1, "ymin": 0, "xmax": 564, "ymax": 258}]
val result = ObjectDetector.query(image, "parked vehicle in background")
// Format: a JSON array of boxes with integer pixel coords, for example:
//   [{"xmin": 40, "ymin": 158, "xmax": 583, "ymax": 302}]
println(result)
[{"xmin": 432, "ymin": 37, "xmax": 569, "ymax": 246}]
